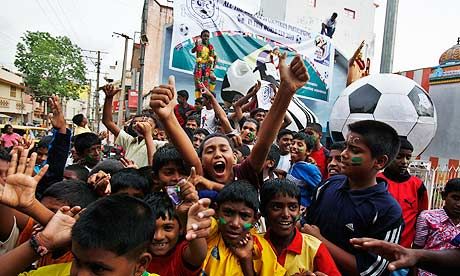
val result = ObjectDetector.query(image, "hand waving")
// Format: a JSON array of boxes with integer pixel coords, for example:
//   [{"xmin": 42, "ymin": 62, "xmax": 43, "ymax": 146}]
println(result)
[
  {"xmin": 149, "ymin": 76, "xmax": 176, "ymax": 121},
  {"xmin": 102, "ymin": 84, "xmax": 121, "ymax": 98},
  {"xmin": 279, "ymin": 53, "xmax": 309, "ymax": 94},
  {"xmin": 49, "ymin": 95, "xmax": 66, "ymax": 131},
  {"xmin": 0, "ymin": 149, "xmax": 49, "ymax": 209}
]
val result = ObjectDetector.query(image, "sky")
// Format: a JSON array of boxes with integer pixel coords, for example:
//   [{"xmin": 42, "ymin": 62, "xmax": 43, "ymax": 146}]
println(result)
[{"xmin": 1, "ymin": 0, "xmax": 459, "ymax": 85}]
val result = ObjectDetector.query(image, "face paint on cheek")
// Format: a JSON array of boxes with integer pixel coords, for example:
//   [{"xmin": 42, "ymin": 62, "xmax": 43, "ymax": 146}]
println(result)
[
  {"xmin": 243, "ymin": 223, "xmax": 253, "ymax": 230},
  {"xmin": 351, "ymin": 157, "xmax": 363, "ymax": 166},
  {"xmin": 248, "ymin": 132, "xmax": 255, "ymax": 142},
  {"xmin": 294, "ymin": 215, "xmax": 301, "ymax": 222},
  {"xmin": 218, "ymin": 217, "xmax": 227, "ymax": 225}
]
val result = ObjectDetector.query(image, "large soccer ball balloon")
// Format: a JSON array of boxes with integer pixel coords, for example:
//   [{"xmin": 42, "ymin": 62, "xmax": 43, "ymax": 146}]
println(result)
[
  {"xmin": 221, "ymin": 60, "xmax": 260, "ymax": 103},
  {"xmin": 329, "ymin": 74, "xmax": 437, "ymax": 156}
]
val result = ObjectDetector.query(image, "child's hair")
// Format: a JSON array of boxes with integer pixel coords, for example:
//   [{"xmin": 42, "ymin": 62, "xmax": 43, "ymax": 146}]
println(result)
[
  {"xmin": 198, "ymin": 133, "xmax": 235, "ymax": 157},
  {"xmin": 37, "ymin": 135, "xmax": 53, "ymax": 150},
  {"xmin": 399, "ymin": 137, "xmax": 414, "ymax": 152},
  {"xmin": 72, "ymin": 114, "xmax": 85, "ymax": 126},
  {"xmin": 65, "ymin": 164, "xmax": 90, "ymax": 181},
  {"xmin": 152, "ymin": 144, "xmax": 188, "ymax": 175},
  {"xmin": 177, "ymin": 90, "xmax": 189, "ymax": 100},
  {"xmin": 267, "ymin": 144, "xmax": 281, "ymax": 168},
  {"xmin": 194, "ymin": 128, "xmax": 210, "ymax": 137},
  {"xmin": 216, "ymin": 180, "xmax": 259, "ymax": 213},
  {"xmin": 277, "ymin": 129, "xmax": 293, "ymax": 141},
  {"xmin": 195, "ymin": 97, "xmax": 203, "ymax": 105},
  {"xmin": 40, "ymin": 180, "xmax": 98, "ymax": 208},
  {"xmin": 444, "ymin": 178, "xmax": 460, "ymax": 195},
  {"xmin": 187, "ymin": 115, "xmax": 200, "ymax": 126},
  {"xmin": 155, "ymin": 119, "xmax": 165, "ymax": 131},
  {"xmin": 236, "ymin": 144, "xmax": 251, "ymax": 158},
  {"xmin": 88, "ymin": 159, "xmax": 124, "ymax": 177},
  {"xmin": 330, "ymin": 141, "xmax": 346, "ymax": 151},
  {"xmin": 243, "ymin": 118, "xmax": 260, "ymax": 132},
  {"xmin": 306, "ymin": 122, "xmax": 323, "ymax": 134},
  {"xmin": 74, "ymin": 132, "xmax": 101, "ymax": 155},
  {"xmin": 347, "ymin": 120, "xmax": 400, "ymax": 166},
  {"xmin": 260, "ymin": 178, "xmax": 300, "ymax": 216},
  {"xmin": 249, "ymin": 108, "xmax": 266, "ymax": 118},
  {"xmin": 71, "ymin": 194, "xmax": 155, "ymax": 258},
  {"xmin": 292, "ymin": 132, "xmax": 315, "ymax": 151},
  {"xmin": 201, "ymin": 29, "xmax": 210, "ymax": 36},
  {"xmin": 2, "ymin": 124, "xmax": 12, "ymax": 133},
  {"xmin": 0, "ymin": 148, "xmax": 11, "ymax": 162},
  {"xmin": 144, "ymin": 192, "xmax": 178, "ymax": 222},
  {"xmin": 111, "ymin": 168, "xmax": 151, "ymax": 195}
]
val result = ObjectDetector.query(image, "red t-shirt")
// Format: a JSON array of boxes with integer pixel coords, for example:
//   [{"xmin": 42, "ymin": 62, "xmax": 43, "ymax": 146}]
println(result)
[
  {"xmin": 378, "ymin": 172, "xmax": 428, "ymax": 248},
  {"xmin": 174, "ymin": 104, "xmax": 195, "ymax": 127},
  {"xmin": 147, "ymin": 239, "xmax": 201, "ymax": 276},
  {"xmin": 310, "ymin": 147, "xmax": 328, "ymax": 180}
]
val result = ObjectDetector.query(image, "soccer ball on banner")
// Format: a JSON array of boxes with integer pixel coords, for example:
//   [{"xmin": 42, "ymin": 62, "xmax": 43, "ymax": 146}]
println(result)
[
  {"xmin": 329, "ymin": 74, "xmax": 437, "ymax": 156},
  {"xmin": 295, "ymin": 35, "xmax": 302, "ymax": 44},
  {"xmin": 237, "ymin": 13, "xmax": 245, "ymax": 24},
  {"xmin": 179, "ymin": 24, "xmax": 189, "ymax": 36}
]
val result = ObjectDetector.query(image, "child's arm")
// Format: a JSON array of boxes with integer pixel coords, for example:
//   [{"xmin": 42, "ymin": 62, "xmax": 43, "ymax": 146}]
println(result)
[
  {"xmin": 0, "ymin": 206, "xmax": 80, "ymax": 276},
  {"xmin": 230, "ymin": 81, "xmax": 260, "ymax": 121},
  {"xmin": 413, "ymin": 211, "xmax": 428, "ymax": 249},
  {"xmin": 301, "ymin": 224, "xmax": 359, "ymax": 275},
  {"xmin": 135, "ymin": 122, "xmax": 154, "ymax": 166},
  {"xmin": 250, "ymin": 54, "xmax": 309, "ymax": 171},
  {"xmin": 201, "ymin": 87, "xmax": 233, "ymax": 134},
  {"xmin": 101, "ymin": 84, "xmax": 122, "ymax": 137},
  {"xmin": 149, "ymin": 76, "xmax": 203, "ymax": 175},
  {"xmin": 183, "ymin": 198, "xmax": 215, "ymax": 267},
  {"xmin": 230, "ymin": 233, "xmax": 255, "ymax": 276},
  {"xmin": 0, "ymin": 149, "xmax": 54, "ymax": 228}
]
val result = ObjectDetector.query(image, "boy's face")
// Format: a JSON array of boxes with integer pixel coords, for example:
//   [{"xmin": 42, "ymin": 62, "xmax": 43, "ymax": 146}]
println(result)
[
  {"xmin": 386, "ymin": 148, "xmax": 412, "ymax": 175},
  {"xmin": 201, "ymin": 31, "xmax": 210, "ymax": 43},
  {"xmin": 82, "ymin": 144, "xmax": 102, "ymax": 167},
  {"xmin": 277, "ymin": 134, "xmax": 293, "ymax": 155},
  {"xmin": 290, "ymin": 139, "xmax": 310, "ymax": 163},
  {"xmin": 327, "ymin": 149, "xmax": 343, "ymax": 176},
  {"xmin": 177, "ymin": 95, "xmax": 186, "ymax": 104},
  {"xmin": 265, "ymin": 193, "xmax": 300, "ymax": 238},
  {"xmin": 150, "ymin": 215, "xmax": 180, "ymax": 256},
  {"xmin": 217, "ymin": 201, "xmax": 256, "ymax": 246},
  {"xmin": 186, "ymin": 119, "xmax": 198, "ymax": 130},
  {"xmin": 70, "ymin": 242, "xmax": 151, "ymax": 276},
  {"xmin": 156, "ymin": 161, "xmax": 186, "ymax": 187},
  {"xmin": 340, "ymin": 132, "xmax": 386, "ymax": 179},
  {"xmin": 201, "ymin": 137, "xmax": 236, "ymax": 184},
  {"xmin": 253, "ymin": 111, "xmax": 266, "ymax": 123},
  {"xmin": 36, "ymin": 147, "xmax": 49, "ymax": 165},
  {"xmin": 240, "ymin": 121, "xmax": 257, "ymax": 144},
  {"xmin": 305, "ymin": 127, "xmax": 321, "ymax": 146},
  {"xmin": 193, "ymin": 133, "xmax": 206, "ymax": 149},
  {"xmin": 443, "ymin": 191, "xmax": 460, "ymax": 218},
  {"xmin": 154, "ymin": 129, "xmax": 167, "ymax": 141}
]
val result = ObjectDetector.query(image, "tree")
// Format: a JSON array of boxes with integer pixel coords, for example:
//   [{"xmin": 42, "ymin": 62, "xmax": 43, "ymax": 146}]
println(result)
[{"xmin": 14, "ymin": 31, "xmax": 86, "ymax": 102}]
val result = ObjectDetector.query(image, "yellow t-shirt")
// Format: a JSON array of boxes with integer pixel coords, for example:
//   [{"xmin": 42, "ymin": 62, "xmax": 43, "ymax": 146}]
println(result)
[
  {"xmin": 201, "ymin": 218, "xmax": 286, "ymax": 276},
  {"xmin": 18, "ymin": 262, "xmax": 159, "ymax": 276}
]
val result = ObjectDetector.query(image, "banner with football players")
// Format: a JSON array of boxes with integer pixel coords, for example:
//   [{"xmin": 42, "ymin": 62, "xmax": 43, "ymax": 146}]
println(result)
[{"xmin": 170, "ymin": 0, "xmax": 335, "ymax": 102}]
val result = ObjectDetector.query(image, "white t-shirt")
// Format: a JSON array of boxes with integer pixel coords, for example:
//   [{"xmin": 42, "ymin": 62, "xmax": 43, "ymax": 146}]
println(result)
[
  {"xmin": 276, "ymin": 153, "xmax": 291, "ymax": 173},
  {"xmin": 201, "ymin": 107, "xmax": 217, "ymax": 133},
  {"xmin": 323, "ymin": 18, "xmax": 336, "ymax": 29}
]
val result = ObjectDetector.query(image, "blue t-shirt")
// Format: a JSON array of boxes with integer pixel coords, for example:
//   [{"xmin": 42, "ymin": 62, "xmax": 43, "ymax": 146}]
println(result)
[
  {"xmin": 307, "ymin": 174, "xmax": 403, "ymax": 276},
  {"xmin": 287, "ymin": 161, "xmax": 322, "ymax": 207}
]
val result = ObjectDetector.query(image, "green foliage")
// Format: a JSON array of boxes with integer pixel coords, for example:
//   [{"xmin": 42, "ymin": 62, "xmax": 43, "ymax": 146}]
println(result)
[{"xmin": 14, "ymin": 31, "xmax": 86, "ymax": 102}]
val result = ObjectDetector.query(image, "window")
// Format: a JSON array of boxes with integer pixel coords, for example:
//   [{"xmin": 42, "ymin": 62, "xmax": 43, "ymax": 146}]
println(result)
[
  {"xmin": 344, "ymin": 8, "xmax": 356, "ymax": 19},
  {"xmin": 10, "ymin": 86, "xmax": 16, "ymax": 97},
  {"xmin": 308, "ymin": 0, "xmax": 316, "ymax": 7}
]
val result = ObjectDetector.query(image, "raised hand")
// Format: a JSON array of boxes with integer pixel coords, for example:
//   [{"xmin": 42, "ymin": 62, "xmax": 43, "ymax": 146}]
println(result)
[
  {"xmin": 149, "ymin": 76, "xmax": 176, "ymax": 121},
  {"xmin": 134, "ymin": 121, "xmax": 153, "ymax": 137},
  {"xmin": 101, "ymin": 84, "xmax": 121, "ymax": 98},
  {"xmin": 247, "ymin": 80, "xmax": 261, "ymax": 97},
  {"xmin": 279, "ymin": 53, "xmax": 309, "ymax": 93},
  {"xmin": 176, "ymin": 167, "xmax": 200, "ymax": 220},
  {"xmin": 0, "ymin": 149, "xmax": 48, "ymax": 209},
  {"xmin": 185, "ymin": 198, "xmax": 215, "ymax": 240},
  {"xmin": 230, "ymin": 233, "xmax": 254, "ymax": 261},
  {"xmin": 120, "ymin": 157, "xmax": 138, "ymax": 169},
  {"xmin": 38, "ymin": 205, "xmax": 82, "ymax": 251},
  {"xmin": 49, "ymin": 95, "xmax": 66, "ymax": 131},
  {"xmin": 87, "ymin": 171, "xmax": 111, "ymax": 197}
]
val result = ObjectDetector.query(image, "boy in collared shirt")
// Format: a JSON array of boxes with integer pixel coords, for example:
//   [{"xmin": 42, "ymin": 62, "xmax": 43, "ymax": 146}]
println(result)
[
  {"xmin": 305, "ymin": 120, "xmax": 403, "ymax": 276},
  {"xmin": 261, "ymin": 178, "xmax": 340, "ymax": 275}
]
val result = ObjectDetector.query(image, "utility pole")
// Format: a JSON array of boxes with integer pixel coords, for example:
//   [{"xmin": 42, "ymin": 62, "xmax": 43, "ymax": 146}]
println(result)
[
  {"xmin": 380, "ymin": 0, "xmax": 399, "ymax": 73},
  {"xmin": 86, "ymin": 79, "xmax": 92, "ymax": 120},
  {"xmin": 138, "ymin": 0, "xmax": 149, "ymax": 115},
  {"xmin": 113, "ymin": 32, "xmax": 133, "ymax": 127}
]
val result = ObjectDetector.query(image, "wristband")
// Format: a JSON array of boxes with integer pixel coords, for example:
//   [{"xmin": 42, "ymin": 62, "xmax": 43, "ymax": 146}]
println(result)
[{"xmin": 30, "ymin": 233, "xmax": 50, "ymax": 256}]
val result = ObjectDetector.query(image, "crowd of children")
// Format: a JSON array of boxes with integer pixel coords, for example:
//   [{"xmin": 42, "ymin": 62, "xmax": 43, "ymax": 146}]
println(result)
[{"xmin": 0, "ymin": 51, "xmax": 458, "ymax": 276}]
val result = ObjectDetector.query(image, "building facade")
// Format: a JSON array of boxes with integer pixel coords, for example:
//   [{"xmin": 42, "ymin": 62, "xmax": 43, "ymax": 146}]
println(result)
[
  {"xmin": 259, "ymin": 0, "xmax": 377, "ymax": 59},
  {"xmin": 0, "ymin": 67, "xmax": 33, "ymax": 124}
]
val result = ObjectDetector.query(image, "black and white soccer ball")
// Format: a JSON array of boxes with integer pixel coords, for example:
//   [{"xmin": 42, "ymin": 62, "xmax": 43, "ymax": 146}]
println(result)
[
  {"xmin": 295, "ymin": 35, "xmax": 302, "ymax": 44},
  {"xmin": 179, "ymin": 24, "xmax": 189, "ymax": 36},
  {"xmin": 237, "ymin": 13, "xmax": 245, "ymax": 24},
  {"xmin": 329, "ymin": 74, "xmax": 437, "ymax": 156}
]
